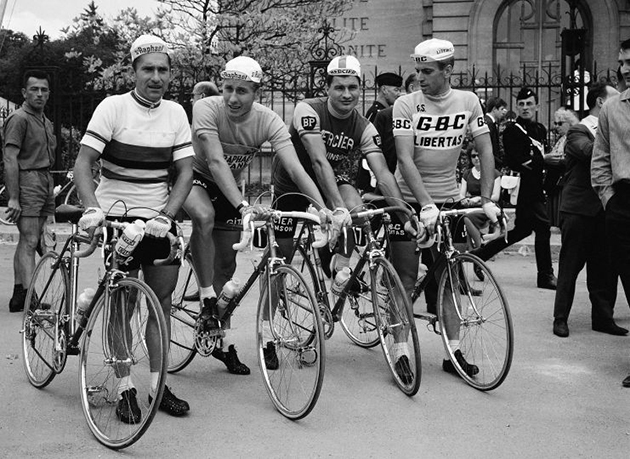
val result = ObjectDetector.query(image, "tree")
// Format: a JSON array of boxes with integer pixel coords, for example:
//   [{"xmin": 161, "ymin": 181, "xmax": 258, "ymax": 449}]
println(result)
[{"xmin": 157, "ymin": 0, "xmax": 355, "ymax": 88}]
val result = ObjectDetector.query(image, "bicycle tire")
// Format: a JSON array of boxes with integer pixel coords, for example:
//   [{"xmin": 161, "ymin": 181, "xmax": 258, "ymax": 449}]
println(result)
[
  {"xmin": 257, "ymin": 264, "xmax": 325, "ymax": 420},
  {"xmin": 168, "ymin": 254, "xmax": 199, "ymax": 373},
  {"xmin": 0, "ymin": 185, "xmax": 16, "ymax": 225},
  {"xmin": 79, "ymin": 277, "xmax": 168, "ymax": 449},
  {"xmin": 291, "ymin": 241, "xmax": 334, "ymax": 339},
  {"xmin": 339, "ymin": 253, "xmax": 380, "ymax": 348},
  {"xmin": 437, "ymin": 252, "xmax": 513, "ymax": 391},
  {"xmin": 22, "ymin": 251, "xmax": 69, "ymax": 388},
  {"xmin": 371, "ymin": 257, "xmax": 422, "ymax": 396},
  {"xmin": 63, "ymin": 179, "xmax": 99, "ymax": 207}
]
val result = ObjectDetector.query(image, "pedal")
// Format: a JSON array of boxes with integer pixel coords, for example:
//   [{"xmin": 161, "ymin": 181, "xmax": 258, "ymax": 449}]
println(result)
[{"xmin": 413, "ymin": 311, "xmax": 440, "ymax": 334}]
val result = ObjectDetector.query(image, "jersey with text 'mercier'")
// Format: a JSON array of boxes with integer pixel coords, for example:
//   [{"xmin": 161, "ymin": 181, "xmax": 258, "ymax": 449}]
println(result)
[
  {"xmin": 392, "ymin": 88, "xmax": 488, "ymax": 202},
  {"xmin": 273, "ymin": 97, "xmax": 383, "ymax": 192}
]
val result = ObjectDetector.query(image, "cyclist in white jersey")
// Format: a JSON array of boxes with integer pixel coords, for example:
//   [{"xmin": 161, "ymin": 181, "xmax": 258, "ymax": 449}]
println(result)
[
  {"xmin": 184, "ymin": 57, "xmax": 327, "ymax": 374},
  {"xmin": 391, "ymin": 38, "xmax": 501, "ymax": 378},
  {"xmin": 74, "ymin": 35, "xmax": 193, "ymax": 421}
]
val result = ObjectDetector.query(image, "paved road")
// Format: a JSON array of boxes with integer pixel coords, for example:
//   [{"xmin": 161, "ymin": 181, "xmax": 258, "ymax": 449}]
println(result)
[{"xmin": 0, "ymin": 239, "xmax": 628, "ymax": 458}]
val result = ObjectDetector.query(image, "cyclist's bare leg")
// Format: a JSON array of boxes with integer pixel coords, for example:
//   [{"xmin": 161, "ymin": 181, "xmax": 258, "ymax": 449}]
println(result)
[
  {"xmin": 183, "ymin": 187, "xmax": 216, "ymax": 295},
  {"xmin": 140, "ymin": 264, "xmax": 178, "ymax": 371},
  {"xmin": 212, "ymin": 230, "xmax": 240, "ymax": 293},
  {"xmin": 333, "ymin": 184, "xmax": 362, "ymax": 271}
]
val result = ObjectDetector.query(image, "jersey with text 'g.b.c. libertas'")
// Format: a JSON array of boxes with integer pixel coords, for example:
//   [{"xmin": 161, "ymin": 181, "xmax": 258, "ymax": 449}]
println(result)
[
  {"xmin": 272, "ymin": 97, "xmax": 383, "ymax": 192},
  {"xmin": 392, "ymin": 88, "xmax": 488, "ymax": 202}
]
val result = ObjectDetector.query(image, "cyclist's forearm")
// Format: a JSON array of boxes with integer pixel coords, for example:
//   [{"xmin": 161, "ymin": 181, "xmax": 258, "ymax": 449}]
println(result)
[
  {"xmin": 73, "ymin": 148, "xmax": 100, "ymax": 208},
  {"xmin": 163, "ymin": 158, "xmax": 193, "ymax": 217}
]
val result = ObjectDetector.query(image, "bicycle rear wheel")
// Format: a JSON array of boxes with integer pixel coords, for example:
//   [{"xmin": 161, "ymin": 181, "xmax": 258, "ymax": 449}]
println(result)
[
  {"xmin": 22, "ymin": 251, "xmax": 69, "ymax": 388},
  {"xmin": 0, "ymin": 185, "xmax": 16, "ymax": 225},
  {"xmin": 371, "ymin": 257, "xmax": 421, "ymax": 395},
  {"xmin": 339, "ymin": 254, "xmax": 380, "ymax": 348},
  {"xmin": 437, "ymin": 253, "xmax": 513, "ymax": 391},
  {"xmin": 169, "ymin": 254, "xmax": 199, "ymax": 373},
  {"xmin": 79, "ymin": 277, "xmax": 168, "ymax": 449},
  {"xmin": 257, "ymin": 264, "xmax": 325, "ymax": 420}
]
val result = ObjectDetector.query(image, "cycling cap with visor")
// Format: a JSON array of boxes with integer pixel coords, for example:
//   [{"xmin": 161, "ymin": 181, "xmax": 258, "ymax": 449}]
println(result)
[
  {"xmin": 221, "ymin": 56, "xmax": 263, "ymax": 83},
  {"xmin": 130, "ymin": 34, "xmax": 171, "ymax": 63},
  {"xmin": 327, "ymin": 55, "xmax": 362, "ymax": 79},
  {"xmin": 410, "ymin": 38, "xmax": 454, "ymax": 63}
]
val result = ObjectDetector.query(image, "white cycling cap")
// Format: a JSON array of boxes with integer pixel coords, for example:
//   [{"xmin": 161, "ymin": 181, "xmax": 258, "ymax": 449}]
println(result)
[
  {"xmin": 410, "ymin": 38, "xmax": 454, "ymax": 62},
  {"xmin": 131, "ymin": 34, "xmax": 171, "ymax": 62},
  {"xmin": 327, "ymin": 55, "xmax": 361, "ymax": 79},
  {"xmin": 221, "ymin": 56, "xmax": 263, "ymax": 84}
]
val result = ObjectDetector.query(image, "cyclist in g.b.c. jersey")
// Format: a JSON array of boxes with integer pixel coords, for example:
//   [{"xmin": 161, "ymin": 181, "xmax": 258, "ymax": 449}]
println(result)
[
  {"xmin": 184, "ymin": 56, "xmax": 326, "ymax": 375},
  {"xmin": 390, "ymin": 38, "xmax": 501, "ymax": 379}
]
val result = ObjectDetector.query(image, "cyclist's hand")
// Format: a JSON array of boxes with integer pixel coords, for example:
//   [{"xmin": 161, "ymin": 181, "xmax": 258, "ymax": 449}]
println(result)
[
  {"xmin": 482, "ymin": 201, "xmax": 501, "ymax": 224},
  {"xmin": 329, "ymin": 207, "xmax": 351, "ymax": 249},
  {"xmin": 79, "ymin": 207, "xmax": 104, "ymax": 231},
  {"xmin": 420, "ymin": 203, "xmax": 439, "ymax": 235},
  {"xmin": 145, "ymin": 215, "xmax": 172, "ymax": 238}
]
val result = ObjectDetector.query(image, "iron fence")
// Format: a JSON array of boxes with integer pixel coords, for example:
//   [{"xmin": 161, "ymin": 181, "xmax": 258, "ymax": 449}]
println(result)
[{"xmin": 1, "ymin": 64, "xmax": 620, "ymax": 199}]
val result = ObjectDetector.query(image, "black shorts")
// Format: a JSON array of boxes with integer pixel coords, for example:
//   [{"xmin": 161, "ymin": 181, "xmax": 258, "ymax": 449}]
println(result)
[
  {"xmin": 192, "ymin": 173, "xmax": 242, "ymax": 230},
  {"xmin": 272, "ymin": 193, "xmax": 313, "ymax": 239},
  {"xmin": 106, "ymin": 216, "xmax": 180, "ymax": 271},
  {"xmin": 387, "ymin": 202, "xmax": 467, "ymax": 244}
]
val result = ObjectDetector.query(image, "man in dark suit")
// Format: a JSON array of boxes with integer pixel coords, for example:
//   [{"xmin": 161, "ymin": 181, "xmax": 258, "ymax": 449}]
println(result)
[
  {"xmin": 472, "ymin": 87, "xmax": 557, "ymax": 290},
  {"xmin": 484, "ymin": 96, "xmax": 507, "ymax": 170},
  {"xmin": 553, "ymin": 82, "xmax": 627, "ymax": 337},
  {"xmin": 365, "ymin": 72, "xmax": 403, "ymax": 123}
]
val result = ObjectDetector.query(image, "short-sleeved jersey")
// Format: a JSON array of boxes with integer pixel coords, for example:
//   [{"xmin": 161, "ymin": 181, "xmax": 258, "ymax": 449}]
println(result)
[
  {"xmin": 273, "ymin": 97, "xmax": 383, "ymax": 192},
  {"xmin": 81, "ymin": 91, "xmax": 194, "ymax": 218},
  {"xmin": 192, "ymin": 96, "xmax": 293, "ymax": 183},
  {"xmin": 392, "ymin": 88, "xmax": 488, "ymax": 202}
]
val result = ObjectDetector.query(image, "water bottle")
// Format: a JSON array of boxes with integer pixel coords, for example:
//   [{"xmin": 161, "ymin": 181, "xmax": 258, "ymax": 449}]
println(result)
[
  {"xmin": 331, "ymin": 267, "xmax": 352, "ymax": 296},
  {"xmin": 76, "ymin": 287, "xmax": 96, "ymax": 319},
  {"xmin": 216, "ymin": 278, "xmax": 241, "ymax": 328},
  {"xmin": 115, "ymin": 220, "xmax": 146, "ymax": 259}
]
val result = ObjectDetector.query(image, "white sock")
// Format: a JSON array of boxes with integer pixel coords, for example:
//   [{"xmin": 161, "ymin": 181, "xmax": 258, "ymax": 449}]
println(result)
[
  {"xmin": 150, "ymin": 372, "xmax": 159, "ymax": 396},
  {"xmin": 446, "ymin": 340, "xmax": 460, "ymax": 359},
  {"xmin": 200, "ymin": 286, "xmax": 216, "ymax": 300},
  {"xmin": 392, "ymin": 342, "xmax": 409, "ymax": 361},
  {"xmin": 118, "ymin": 376, "xmax": 134, "ymax": 397}
]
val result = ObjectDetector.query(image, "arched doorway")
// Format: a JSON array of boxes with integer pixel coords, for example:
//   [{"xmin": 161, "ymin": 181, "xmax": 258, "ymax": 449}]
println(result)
[{"xmin": 493, "ymin": 0, "xmax": 592, "ymax": 77}]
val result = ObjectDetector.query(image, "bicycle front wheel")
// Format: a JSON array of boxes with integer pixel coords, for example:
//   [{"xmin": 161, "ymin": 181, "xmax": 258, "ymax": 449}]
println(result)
[
  {"xmin": 79, "ymin": 277, "xmax": 168, "ymax": 449},
  {"xmin": 371, "ymin": 257, "xmax": 421, "ymax": 396},
  {"xmin": 437, "ymin": 252, "xmax": 513, "ymax": 391},
  {"xmin": 339, "ymin": 254, "xmax": 380, "ymax": 348},
  {"xmin": 22, "ymin": 251, "xmax": 69, "ymax": 388},
  {"xmin": 169, "ymin": 254, "xmax": 199, "ymax": 373},
  {"xmin": 257, "ymin": 264, "xmax": 325, "ymax": 420}
]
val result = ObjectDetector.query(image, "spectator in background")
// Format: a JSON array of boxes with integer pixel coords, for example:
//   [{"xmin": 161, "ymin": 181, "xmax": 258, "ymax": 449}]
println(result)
[
  {"xmin": 544, "ymin": 107, "xmax": 579, "ymax": 227},
  {"xmin": 3, "ymin": 70, "xmax": 56, "ymax": 313},
  {"xmin": 553, "ymin": 82, "xmax": 624, "ymax": 338},
  {"xmin": 472, "ymin": 87, "xmax": 557, "ymax": 290},
  {"xmin": 365, "ymin": 72, "xmax": 403, "ymax": 123},
  {"xmin": 190, "ymin": 81, "xmax": 219, "ymax": 105},
  {"xmin": 360, "ymin": 73, "xmax": 419, "ymax": 193},
  {"xmin": 591, "ymin": 39, "xmax": 630, "ymax": 388},
  {"xmin": 484, "ymin": 97, "xmax": 508, "ymax": 170},
  {"xmin": 459, "ymin": 143, "xmax": 501, "ymax": 250}
]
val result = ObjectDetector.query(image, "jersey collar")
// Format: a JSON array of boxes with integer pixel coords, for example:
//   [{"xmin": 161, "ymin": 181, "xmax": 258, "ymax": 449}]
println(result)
[{"xmin": 131, "ymin": 89, "xmax": 162, "ymax": 109}]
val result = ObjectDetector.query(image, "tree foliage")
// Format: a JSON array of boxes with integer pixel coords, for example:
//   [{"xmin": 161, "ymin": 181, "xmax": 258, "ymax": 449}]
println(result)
[{"xmin": 157, "ymin": 0, "xmax": 354, "ymax": 88}]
